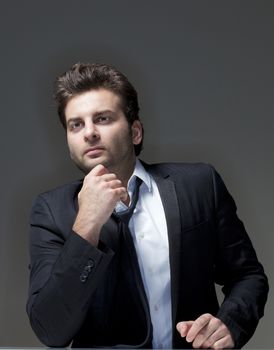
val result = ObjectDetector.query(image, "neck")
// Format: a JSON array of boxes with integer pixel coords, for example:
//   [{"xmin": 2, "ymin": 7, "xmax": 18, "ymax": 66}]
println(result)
[
  {"xmin": 117, "ymin": 157, "xmax": 136, "ymax": 188},
  {"xmin": 103, "ymin": 155, "xmax": 136, "ymax": 189}
]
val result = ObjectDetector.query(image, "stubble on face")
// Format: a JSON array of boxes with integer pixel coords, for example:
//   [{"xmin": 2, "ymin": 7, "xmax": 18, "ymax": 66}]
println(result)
[
  {"xmin": 73, "ymin": 123, "xmax": 136, "ymax": 177},
  {"xmin": 64, "ymin": 89, "xmax": 140, "ymax": 183}
]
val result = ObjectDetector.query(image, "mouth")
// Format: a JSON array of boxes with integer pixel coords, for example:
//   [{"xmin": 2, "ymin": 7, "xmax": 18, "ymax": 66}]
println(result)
[{"xmin": 84, "ymin": 146, "xmax": 105, "ymax": 157}]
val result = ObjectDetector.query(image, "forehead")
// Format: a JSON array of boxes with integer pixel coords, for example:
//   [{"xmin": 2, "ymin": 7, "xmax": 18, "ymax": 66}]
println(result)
[{"xmin": 65, "ymin": 88, "xmax": 123, "ymax": 118}]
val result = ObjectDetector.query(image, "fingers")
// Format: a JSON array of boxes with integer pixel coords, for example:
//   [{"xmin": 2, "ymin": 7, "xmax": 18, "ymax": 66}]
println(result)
[
  {"xmin": 176, "ymin": 321, "xmax": 194, "ymax": 337},
  {"xmin": 84, "ymin": 165, "xmax": 125, "ymax": 191},
  {"xmin": 87, "ymin": 164, "xmax": 123, "ymax": 188},
  {"xmin": 186, "ymin": 313, "xmax": 212, "ymax": 343},
  {"xmin": 119, "ymin": 188, "xmax": 129, "ymax": 203},
  {"xmin": 177, "ymin": 314, "xmax": 235, "ymax": 349},
  {"xmin": 89, "ymin": 163, "xmax": 109, "ymax": 176},
  {"xmin": 85, "ymin": 165, "xmax": 128, "ymax": 205},
  {"xmin": 105, "ymin": 179, "xmax": 124, "ymax": 190},
  {"xmin": 101, "ymin": 178, "xmax": 127, "ymax": 202},
  {"xmin": 199, "ymin": 328, "xmax": 232, "ymax": 349},
  {"xmin": 212, "ymin": 334, "xmax": 235, "ymax": 349}
]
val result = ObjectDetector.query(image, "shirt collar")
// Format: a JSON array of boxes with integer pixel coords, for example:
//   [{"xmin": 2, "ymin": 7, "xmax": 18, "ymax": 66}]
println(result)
[
  {"xmin": 128, "ymin": 159, "xmax": 152, "ymax": 192},
  {"xmin": 115, "ymin": 159, "xmax": 152, "ymax": 213}
]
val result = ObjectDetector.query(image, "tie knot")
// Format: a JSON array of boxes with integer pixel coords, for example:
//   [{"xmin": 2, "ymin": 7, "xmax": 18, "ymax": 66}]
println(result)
[{"xmin": 116, "ymin": 177, "xmax": 142, "ymax": 226}]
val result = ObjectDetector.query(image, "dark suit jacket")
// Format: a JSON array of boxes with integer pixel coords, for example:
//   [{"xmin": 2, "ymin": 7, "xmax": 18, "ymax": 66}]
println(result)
[{"xmin": 27, "ymin": 162, "xmax": 268, "ymax": 348}]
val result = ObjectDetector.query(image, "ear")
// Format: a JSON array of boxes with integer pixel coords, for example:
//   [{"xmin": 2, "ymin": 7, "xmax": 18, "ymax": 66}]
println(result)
[{"xmin": 131, "ymin": 120, "xmax": 143, "ymax": 146}]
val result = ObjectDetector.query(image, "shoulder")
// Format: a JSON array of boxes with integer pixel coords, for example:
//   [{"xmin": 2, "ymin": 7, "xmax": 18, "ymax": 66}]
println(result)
[
  {"xmin": 30, "ymin": 179, "xmax": 83, "ymax": 231},
  {"xmin": 143, "ymin": 161, "xmax": 217, "ymax": 181},
  {"xmin": 143, "ymin": 161, "xmax": 235, "ymax": 213},
  {"xmin": 32, "ymin": 179, "xmax": 83, "ymax": 213},
  {"xmin": 37, "ymin": 179, "xmax": 82, "ymax": 201},
  {"xmin": 142, "ymin": 161, "xmax": 225, "ymax": 198}
]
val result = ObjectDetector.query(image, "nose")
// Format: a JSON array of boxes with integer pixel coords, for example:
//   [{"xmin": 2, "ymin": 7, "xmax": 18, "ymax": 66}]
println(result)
[{"xmin": 84, "ymin": 121, "xmax": 99, "ymax": 142}]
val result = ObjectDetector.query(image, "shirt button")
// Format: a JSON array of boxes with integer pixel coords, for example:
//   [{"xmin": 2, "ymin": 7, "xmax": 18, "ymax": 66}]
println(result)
[
  {"xmin": 139, "ymin": 233, "xmax": 145, "ymax": 239},
  {"xmin": 154, "ymin": 304, "xmax": 159, "ymax": 311}
]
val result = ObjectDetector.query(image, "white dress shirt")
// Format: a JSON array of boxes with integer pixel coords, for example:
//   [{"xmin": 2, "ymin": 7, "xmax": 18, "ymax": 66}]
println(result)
[{"xmin": 115, "ymin": 159, "xmax": 172, "ymax": 349}]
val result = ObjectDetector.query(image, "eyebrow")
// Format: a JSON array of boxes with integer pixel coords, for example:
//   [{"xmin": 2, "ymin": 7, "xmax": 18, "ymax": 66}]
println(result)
[
  {"xmin": 66, "ymin": 110, "xmax": 116, "ymax": 125},
  {"xmin": 93, "ymin": 109, "xmax": 115, "ymax": 116}
]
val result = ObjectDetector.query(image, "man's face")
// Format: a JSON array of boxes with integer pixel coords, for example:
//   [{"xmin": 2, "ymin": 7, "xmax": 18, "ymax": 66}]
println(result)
[{"xmin": 65, "ymin": 88, "xmax": 142, "ymax": 176}]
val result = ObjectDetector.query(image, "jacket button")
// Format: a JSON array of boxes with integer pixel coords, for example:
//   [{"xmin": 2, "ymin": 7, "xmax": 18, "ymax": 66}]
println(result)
[
  {"xmin": 80, "ymin": 270, "xmax": 89, "ymax": 282},
  {"xmin": 84, "ymin": 265, "xmax": 92, "ymax": 273},
  {"xmin": 80, "ymin": 259, "xmax": 95, "ymax": 282},
  {"xmin": 87, "ymin": 258, "xmax": 94, "ymax": 268},
  {"xmin": 80, "ymin": 274, "xmax": 87, "ymax": 283}
]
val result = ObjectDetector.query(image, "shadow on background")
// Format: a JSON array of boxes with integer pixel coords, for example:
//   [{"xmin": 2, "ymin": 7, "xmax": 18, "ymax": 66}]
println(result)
[{"xmin": 0, "ymin": 0, "xmax": 273, "ymax": 347}]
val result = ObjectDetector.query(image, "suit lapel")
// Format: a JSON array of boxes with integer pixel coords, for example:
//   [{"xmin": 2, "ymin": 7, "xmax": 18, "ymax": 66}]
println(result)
[{"xmin": 147, "ymin": 166, "xmax": 182, "ymax": 333}]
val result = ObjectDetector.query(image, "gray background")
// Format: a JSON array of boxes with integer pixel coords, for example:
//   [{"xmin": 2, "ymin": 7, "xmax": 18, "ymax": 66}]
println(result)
[{"xmin": 0, "ymin": 0, "xmax": 273, "ymax": 347}]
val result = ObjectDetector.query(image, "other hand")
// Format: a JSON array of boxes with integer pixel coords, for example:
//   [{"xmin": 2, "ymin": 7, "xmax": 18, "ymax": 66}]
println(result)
[{"xmin": 176, "ymin": 313, "xmax": 235, "ymax": 349}]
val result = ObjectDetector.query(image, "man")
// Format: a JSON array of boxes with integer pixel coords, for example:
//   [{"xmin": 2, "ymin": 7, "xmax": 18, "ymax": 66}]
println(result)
[{"xmin": 27, "ymin": 62, "xmax": 268, "ymax": 349}]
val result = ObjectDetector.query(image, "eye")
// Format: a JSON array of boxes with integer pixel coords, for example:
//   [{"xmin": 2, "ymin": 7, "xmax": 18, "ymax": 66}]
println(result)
[
  {"xmin": 68, "ymin": 120, "xmax": 83, "ymax": 131},
  {"xmin": 95, "ymin": 115, "xmax": 111, "ymax": 124}
]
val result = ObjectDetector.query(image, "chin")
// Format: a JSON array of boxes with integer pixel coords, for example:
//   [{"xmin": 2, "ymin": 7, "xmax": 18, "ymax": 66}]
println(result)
[
  {"xmin": 72, "ymin": 155, "xmax": 111, "ymax": 174},
  {"xmin": 84, "ymin": 159, "xmax": 109, "ymax": 173}
]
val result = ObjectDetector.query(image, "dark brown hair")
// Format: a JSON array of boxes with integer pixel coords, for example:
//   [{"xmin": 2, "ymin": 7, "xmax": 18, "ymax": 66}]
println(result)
[{"xmin": 54, "ymin": 62, "xmax": 143, "ymax": 155}]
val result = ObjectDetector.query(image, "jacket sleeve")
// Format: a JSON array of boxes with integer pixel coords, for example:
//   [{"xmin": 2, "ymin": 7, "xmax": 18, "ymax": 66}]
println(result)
[
  {"xmin": 26, "ymin": 194, "xmax": 114, "ymax": 347},
  {"xmin": 210, "ymin": 167, "xmax": 269, "ymax": 348}
]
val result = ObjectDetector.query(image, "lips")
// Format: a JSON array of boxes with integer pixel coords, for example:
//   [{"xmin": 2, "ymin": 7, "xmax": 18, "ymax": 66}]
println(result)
[{"xmin": 84, "ymin": 146, "xmax": 105, "ymax": 157}]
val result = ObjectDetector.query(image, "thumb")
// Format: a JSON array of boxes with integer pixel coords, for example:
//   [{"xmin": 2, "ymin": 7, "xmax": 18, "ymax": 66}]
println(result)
[
  {"xmin": 176, "ymin": 321, "xmax": 194, "ymax": 337},
  {"xmin": 120, "ymin": 189, "xmax": 129, "ymax": 203}
]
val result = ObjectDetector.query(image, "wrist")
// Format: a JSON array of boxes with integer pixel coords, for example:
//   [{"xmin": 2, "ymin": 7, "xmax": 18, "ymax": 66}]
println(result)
[{"xmin": 73, "ymin": 217, "xmax": 102, "ymax": 246}]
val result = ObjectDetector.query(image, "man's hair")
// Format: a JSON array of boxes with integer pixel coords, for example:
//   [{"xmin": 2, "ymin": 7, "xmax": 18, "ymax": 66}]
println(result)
[{"xmin": 54, "ymin": 62, "xmax": 143, "ymax": 156}]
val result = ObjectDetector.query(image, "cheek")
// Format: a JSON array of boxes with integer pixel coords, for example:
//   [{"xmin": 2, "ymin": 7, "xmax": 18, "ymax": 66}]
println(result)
[
  {"xmin": 101, "ymin": 124, "xmax": 133, "ymax": 153},
  {"xmin": 67, "ymin": 136, "xmax": 80, "ymax": 156},
  {"xmin": 66, "ymin": 136, "xmax": 73, "ymax": 151},
  {"xmin": 116, "ymin": 130, "xmax": 133, "ymax": 149}
]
